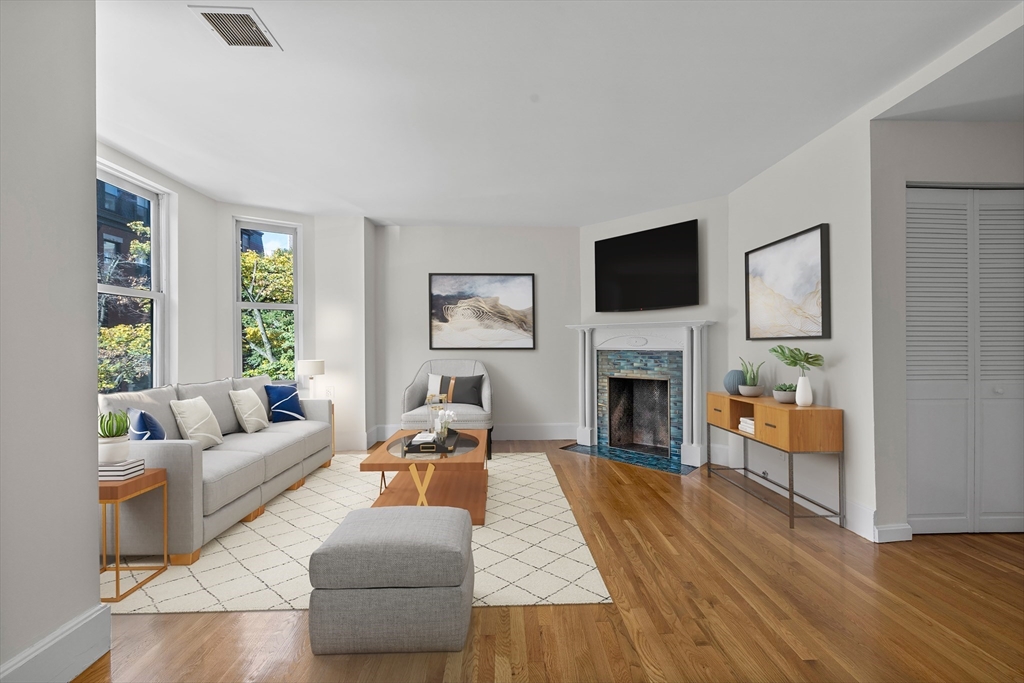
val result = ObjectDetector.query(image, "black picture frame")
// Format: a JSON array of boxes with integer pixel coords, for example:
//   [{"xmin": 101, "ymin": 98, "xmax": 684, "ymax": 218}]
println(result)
[
  {"xmin": 745, "ymin": 223, "xmax": 831, "ymax": 340},
  {"xmin": 428, "ymin": 272, "xmax": 536, "ymax": 350}
]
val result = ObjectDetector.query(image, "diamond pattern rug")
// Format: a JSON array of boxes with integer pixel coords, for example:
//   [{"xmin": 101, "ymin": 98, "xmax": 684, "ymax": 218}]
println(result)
[{"xmin": 106, "ymin": 452, "xmax": 611, "ymax": 613}]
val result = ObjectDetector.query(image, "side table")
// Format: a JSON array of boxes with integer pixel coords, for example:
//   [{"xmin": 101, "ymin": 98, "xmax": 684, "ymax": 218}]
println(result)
[{"xmin": 100, "ymin": 468, "xmax": 168, "ymax": 603}]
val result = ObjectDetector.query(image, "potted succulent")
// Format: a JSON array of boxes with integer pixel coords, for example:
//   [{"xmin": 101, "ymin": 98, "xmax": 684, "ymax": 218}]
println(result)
[
  {"xmin": 768, "ymin": 345, "xmax": 824, "ymax": 407},
  {"xmin": 773, "ymin": 383, "xmax": 797, "ymax": 404},
  {"xmin": 737, "ymin": 357, "xmax": 765, "ymax": 397},
  {"xmin": 98, "ymin": 410, "xmax": 130, "ymax": 464}
]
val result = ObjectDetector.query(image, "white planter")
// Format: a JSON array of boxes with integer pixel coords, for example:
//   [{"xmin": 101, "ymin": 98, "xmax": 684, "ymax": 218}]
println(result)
[
  {"xmin": 773, "ymin": 390, "xmax": 796, "ymax": 404},
  {"xmin": 796, "ymin": 376, "xmax": 813, "ymax": 406},
  {"xmin": 98, "ymin": 435, "xmax": 130, "ymax": 464},
  {"xmin": 738, "ymin": 385, "xmax": 764, "ymax": 397}
]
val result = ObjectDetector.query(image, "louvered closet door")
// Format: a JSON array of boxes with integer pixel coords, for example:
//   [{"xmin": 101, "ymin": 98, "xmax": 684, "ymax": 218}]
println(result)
[
  {"xmin": 975, "ymin": 190, "xmax": 1024, "ymax": 532},
  {"xmin": 906, "ymin": 188, "xmax": 1024, "ymax": 534},
  {"xmin": 906, "ymin": 188, "xmax": 973, "ymax": 533}
]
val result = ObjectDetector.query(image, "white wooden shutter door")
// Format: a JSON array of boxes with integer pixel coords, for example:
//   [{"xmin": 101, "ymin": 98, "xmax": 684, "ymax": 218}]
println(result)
[
  {"xmin": 906, "ymin": 188, "xmax": 973, "ymax": 532},
  {"xmin": 974, "ymin": 189, "xmax": 1024, "ymax": 532}
]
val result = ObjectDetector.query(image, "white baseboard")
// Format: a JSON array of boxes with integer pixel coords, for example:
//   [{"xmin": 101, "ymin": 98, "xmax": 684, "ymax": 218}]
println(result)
[
  {"xmin": 845, "ymin": 499, "xmax": 875, "ymax": 542},
  {"xmin": 708, "ymin": 442, "xmax": 730, "ymax": 467},
  {"xmin": 492, "ymin": 423, "xmax": 576, "ymax": 441},
  {"xmin": 0, "ymin": 603, "xmax": 110, "ymax": 683},
  {"xmin": 873, "ymin": 522, "xmax": 913, "ymax": 543}
]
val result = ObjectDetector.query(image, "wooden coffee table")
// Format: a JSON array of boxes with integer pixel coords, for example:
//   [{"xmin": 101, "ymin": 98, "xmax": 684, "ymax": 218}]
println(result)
[{"xmin": 360, "ymin": 429, "xmax": 488, "ymax": 524}]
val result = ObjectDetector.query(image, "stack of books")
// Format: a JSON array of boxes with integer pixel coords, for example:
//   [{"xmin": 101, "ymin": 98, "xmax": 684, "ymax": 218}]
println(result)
[
  {"xmin": 99, "ymin": 459, "xmax": 145, "ymax": 481},
  {"xmin": 738, "ymin": 417, "xmax": 755, "ymax": 436},
  {"xmin": 410, "ymin": 431, "xmax": 436, "ymax": 445}
]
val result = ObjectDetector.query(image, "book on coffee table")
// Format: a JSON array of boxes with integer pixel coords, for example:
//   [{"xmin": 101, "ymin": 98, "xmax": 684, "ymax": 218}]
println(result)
[{"xmin": 403, "ymin": 430, "xmax": 460, "ymax": 454}]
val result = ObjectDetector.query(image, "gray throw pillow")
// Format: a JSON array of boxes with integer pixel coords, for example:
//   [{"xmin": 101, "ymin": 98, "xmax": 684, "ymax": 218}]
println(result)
[
  {"xmin": 229, "ymin": 388, "xmax": 270, "ymax": 434},
  {"xmin": 169, "ymin": 396, "xmax": 224, "ymax": 450}
]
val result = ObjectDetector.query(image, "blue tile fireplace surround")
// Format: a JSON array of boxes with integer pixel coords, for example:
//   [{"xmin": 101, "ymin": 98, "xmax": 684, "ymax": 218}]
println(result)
[{"xmin": 592, "ymin": 349, "xmax": 687, "ymax": 474}]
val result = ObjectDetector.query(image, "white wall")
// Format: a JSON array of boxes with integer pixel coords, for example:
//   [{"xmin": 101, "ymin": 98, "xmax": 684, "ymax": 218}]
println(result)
[
  {"xmin": 0, "ymin": 1, "xmax": 111, "ymax": 680},
  {"xmin": 374, "ymin": 225, "xmax": 581, "ymax": 440},
  {"xmin": 725, "ymin": 6, "xmax": 1023, "ymax": 542},
  {"xmin": 313, "ymin": 216, "xmax": 372, "ymax": 449},
  {"xmin": 870, "ymin": 121, "xmax": 1024, "ymax": 528}
]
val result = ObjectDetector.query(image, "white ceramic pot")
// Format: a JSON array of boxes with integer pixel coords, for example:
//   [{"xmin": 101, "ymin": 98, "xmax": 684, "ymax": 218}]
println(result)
[
  {"xmin": 738, "ymin": 385, "xmax": 764, "ymax": 397},
  {"xmin": 796, "ymin": 376, "xmax": 813, "ymax": 406},
  {"xmin": 773, "ymin": 390, "xmax": 796, "ymax": 404},
  {"xmin": 98, "ymin": 435, "xmax": 130, "ymax": 464}
]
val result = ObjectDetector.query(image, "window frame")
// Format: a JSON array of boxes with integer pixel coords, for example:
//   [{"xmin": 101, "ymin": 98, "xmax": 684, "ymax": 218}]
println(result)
[
  {"xmin": 96, "ymin": 165, "xmax": 167, "ymax": 390},
  {"xmin": 233, "ymin": 216, "xmax": 302, "ymax": 379}
]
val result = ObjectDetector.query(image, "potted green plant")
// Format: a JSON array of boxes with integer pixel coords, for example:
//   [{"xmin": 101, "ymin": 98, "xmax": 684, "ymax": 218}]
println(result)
[
  {"xmin": 773, "ymin": 383, "xmax": 797, "ymax": 404},
  {"xmin": 98, "ymin": 410, "xmax": 130, "ymax": 464},
  {"xmin": 738, "ymin": 357, "xmax": 765, "ymax": 397},
  {"xmin": 768, "ymin": 345, "xmax": 824, "ymax": 406}
]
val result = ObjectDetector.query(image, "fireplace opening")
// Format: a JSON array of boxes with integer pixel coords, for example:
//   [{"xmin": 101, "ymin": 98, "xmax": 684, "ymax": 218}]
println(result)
[{"xmin": 607, "ymin": 376, "xmax": 670, "ymax": 458}]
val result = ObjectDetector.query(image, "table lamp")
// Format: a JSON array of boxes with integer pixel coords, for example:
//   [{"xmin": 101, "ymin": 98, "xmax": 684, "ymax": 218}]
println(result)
[{"xmin": 296, "ymin": 359, "xmax": 325, "ymax": 397}]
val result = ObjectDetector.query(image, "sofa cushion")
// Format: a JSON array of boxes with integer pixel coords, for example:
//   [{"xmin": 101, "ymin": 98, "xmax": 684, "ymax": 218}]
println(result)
[
  {"xmin": 231, "ymin": 375, "xmax": 272, "ymax": 417},
  {"xmin": 98, "ymin": 385, "xmax": 182, "ymax": 440},
  {"xmin": 127, "ymin": 408, "xmax": 166, "ymax": 441},
  {"xmin": 401, "ymin": 403, "xmax": 492, "ymax": 430},
  {"xmin": 212, "ymin": 431, "xmax": 306, "ymax": 481},
  {"xmin": 170, "ymin": 397, "xmax": 225, "ymax": 450},
  {"xmin": 265, "ymin": 384, "xmax": 305, "ymax": 422},
  {"xmin": 309, "ymin": 507, "xmax": 472, "ymax": 590},
  {"xmin": 201, "ymin": 449, "xmax": 265, "ymax": 515},
  {"xmin": 229, "ymin": 388, "xmax": 270, "ymax": 433},
  {"xmin": 263, "ymin": 420, "xmax": 331, "ymax": 457},
  {"xmin": 176, "ymin": 378, "xmax": 240, "ymax": 435}
]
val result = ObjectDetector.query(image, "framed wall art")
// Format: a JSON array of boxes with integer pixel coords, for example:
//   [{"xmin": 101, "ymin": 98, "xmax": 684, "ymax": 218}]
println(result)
[
  {"xmin": 745, "ymin": 224, "xmax": 831, "ymax": 340},
  {"xmin": 429, "ymin": 273, "xmax": 535, "ymax": 349}
]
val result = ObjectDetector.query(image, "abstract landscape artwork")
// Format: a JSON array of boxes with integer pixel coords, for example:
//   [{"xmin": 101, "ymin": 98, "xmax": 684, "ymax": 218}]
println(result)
[
  {"xmin": 745, "ymin": 224, "xmax": 831, "ymax": 339},
  {"xmin": 429, "ymin": 273, "xmax": 535, "ymax": 349}
]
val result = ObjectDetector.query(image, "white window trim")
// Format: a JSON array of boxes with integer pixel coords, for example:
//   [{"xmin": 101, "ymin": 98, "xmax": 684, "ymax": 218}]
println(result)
[
  {"xmin": 233, "ymin": 216, "xmax": 303, "ymax": 379},
  {"xmin": 96, "ymin": 164, "xmax": 169, "ymax": 389}
]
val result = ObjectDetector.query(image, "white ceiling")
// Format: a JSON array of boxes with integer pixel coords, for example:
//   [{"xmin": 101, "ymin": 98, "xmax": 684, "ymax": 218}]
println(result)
[
  {"xmin": 96, "ymin": 1, "xmax": 1021, "ymax": 228},
  {"xmin": 878, "ymin": 26, "xmax": 1024, "ymax": 121}
]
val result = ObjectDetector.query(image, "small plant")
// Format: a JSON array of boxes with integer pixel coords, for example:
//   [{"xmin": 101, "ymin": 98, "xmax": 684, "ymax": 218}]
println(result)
[
  {"xmin": 768, "ymin": 345, "xmax": 824, "ymax": 376},
  {"xmin": 774, "ymin": 383, "xmax": 797, "ymax": 392},
  {"xmin": 739, "ymin": 357, "xmax": 765, "ymax": 386},
  {"xmin": 98, "ymin": 411, "xmax": 129, "ymax": 438}
]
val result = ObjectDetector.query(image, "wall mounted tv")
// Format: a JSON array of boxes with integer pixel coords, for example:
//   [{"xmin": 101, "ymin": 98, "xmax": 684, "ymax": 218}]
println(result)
[{"xmin": 595, "ymin": 219, "xmax": 699, "ymax": 312}]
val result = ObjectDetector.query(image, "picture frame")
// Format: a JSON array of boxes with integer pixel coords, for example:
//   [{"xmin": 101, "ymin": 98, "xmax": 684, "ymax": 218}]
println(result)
[
  {"xmin": 429, "ymin": 273, "xmax": 536, "ymax": 350},
  {"xmin": 745, "ymin": 224, "xmax": 831, "ymax": 340}
]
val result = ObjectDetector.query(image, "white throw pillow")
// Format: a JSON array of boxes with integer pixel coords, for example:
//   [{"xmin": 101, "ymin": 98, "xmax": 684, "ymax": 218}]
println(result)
[
  {"xmin": 427, "ymin": 373, "xmax": 443, "ymax": 397},
  {"xmin": 229, "ymin": 388, "xmax": 269, "ymax": 434},
  {"xmin": 169, "ymin": 396, "xmax": 224, "ymax": 450}
]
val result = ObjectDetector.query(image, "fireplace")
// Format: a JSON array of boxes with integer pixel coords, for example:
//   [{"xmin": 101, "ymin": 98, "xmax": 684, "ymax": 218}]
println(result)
[{"xmin": 608, "ymin": 376, "xmax": 670, "ymax": 457}]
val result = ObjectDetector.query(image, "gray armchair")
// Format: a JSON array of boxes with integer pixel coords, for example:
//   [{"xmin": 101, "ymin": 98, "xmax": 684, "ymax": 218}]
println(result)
[{"xmin": 401, "ymin": 359, "xmax": 492, "ymax": 456}]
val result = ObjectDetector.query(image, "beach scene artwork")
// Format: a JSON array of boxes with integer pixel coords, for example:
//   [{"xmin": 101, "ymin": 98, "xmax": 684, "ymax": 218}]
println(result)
[
  {"xmin": 746, "ymin": 226, "xmax": 830, "ymax": 339},
  {"xmin": 430, "ymin": 274, "xmax": 535, "ymax": 349}
]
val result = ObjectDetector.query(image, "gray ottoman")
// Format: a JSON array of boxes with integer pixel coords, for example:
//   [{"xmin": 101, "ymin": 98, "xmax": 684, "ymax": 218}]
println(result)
[{"xmin": 308, "ymin": 506, "xmax": 474, "ymax": 654}]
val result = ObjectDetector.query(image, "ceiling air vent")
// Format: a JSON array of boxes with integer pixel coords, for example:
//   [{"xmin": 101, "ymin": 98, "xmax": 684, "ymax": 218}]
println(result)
[{"xmin": 189, "ymin": 6, "xmax": 281, "ymax": 50}]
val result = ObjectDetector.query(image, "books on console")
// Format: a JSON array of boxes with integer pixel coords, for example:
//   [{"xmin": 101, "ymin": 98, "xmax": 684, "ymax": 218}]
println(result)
[
  {"xmin": 738, "ymin": 417, "xmax": 755, "ymax": 435},
  {"xmin": 99, "ymin": 458, "xmax": 145, "ymax": 481}
]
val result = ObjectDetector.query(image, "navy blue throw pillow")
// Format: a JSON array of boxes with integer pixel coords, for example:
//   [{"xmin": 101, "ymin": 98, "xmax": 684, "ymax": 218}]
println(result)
[
  {"xmin": 265, "ymin": 384, "xmax": 306, "ymax": 422},
  {"xmin": 127, "ymin": 408, "xmax": 166, "ymax": 440}
]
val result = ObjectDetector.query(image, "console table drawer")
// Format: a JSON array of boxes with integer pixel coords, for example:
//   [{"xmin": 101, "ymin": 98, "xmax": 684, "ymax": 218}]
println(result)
[
  {"xmin": 707, "ymin": 393, "xmax": 731, "ymax": 429},
  {"xmin": 755, "ymin": 405, "xmax": 790, "ymax": 450}
]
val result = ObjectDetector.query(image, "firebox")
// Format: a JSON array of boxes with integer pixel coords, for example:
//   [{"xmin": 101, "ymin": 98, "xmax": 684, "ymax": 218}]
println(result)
[{"xmin": 607, "ymin": 376, "xmax": 670, "ymax": 458}]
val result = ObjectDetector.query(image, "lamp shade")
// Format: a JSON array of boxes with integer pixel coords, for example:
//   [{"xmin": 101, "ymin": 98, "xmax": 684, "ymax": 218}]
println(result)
[{"xmin": 295, "ymin": 359, "xmax": 325, "ymax": 377}]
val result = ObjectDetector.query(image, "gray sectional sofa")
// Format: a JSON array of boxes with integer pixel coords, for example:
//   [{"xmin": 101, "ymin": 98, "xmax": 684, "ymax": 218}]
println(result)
[{"xmin": 97, "ymin": 375, "xmax": 334, "ymax": 564}]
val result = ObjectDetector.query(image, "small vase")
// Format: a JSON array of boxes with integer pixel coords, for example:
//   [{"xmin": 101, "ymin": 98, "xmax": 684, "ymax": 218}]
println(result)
[
  {"xmin": 738, "ymin": 385, "xmax": 764, "ymax": 397},
  {"xmin": 98, "ymin": 435, "xmax": 130, "ymax": 464},
  {"xmin": 796, "ymin": 376, "xmax": 813, "ymax": 406}
]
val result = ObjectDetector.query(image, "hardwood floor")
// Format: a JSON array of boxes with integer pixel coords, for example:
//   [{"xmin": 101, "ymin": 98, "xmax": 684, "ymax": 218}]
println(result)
[{"xmin": 76, "ymin": 440, "xmax": 1024, "ymax": 683}]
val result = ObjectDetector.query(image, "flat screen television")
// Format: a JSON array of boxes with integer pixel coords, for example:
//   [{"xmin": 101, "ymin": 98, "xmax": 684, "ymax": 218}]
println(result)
[{"xmin": 595, "ymin": 219, "xmax": 699, "ymax": 312}]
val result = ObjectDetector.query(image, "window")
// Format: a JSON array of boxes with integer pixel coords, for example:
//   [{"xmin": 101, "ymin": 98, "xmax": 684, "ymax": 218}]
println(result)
[
  {"xmin": 235, "ymin": 220, "xmax": 299, "ymax": 380},
  {"xmin": 96, "ymin": 171, "xmax": 163, "ymax": 394}
]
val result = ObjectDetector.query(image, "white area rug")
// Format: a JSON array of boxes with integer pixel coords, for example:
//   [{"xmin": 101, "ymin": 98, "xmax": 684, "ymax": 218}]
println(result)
[{"xmin": 106, "ymin": 452, "xmax": 611, "ymax": 613}]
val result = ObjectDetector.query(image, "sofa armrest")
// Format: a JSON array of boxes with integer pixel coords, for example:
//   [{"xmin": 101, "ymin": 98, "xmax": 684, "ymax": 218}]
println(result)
[
  {"xmin": 403, "ymin": 374, "xmax": 428, "ymax": 413},
  {"xmin": 300, "ymin": 398, "xmax": 333, "ymax": 423},
  {"xmin": 127, "ymin": 439, "xmax": 204, "ymax": 555}
]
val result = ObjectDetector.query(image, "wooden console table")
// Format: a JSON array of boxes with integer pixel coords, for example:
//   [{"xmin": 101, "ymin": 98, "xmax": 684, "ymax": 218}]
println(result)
[{"xmin": 706, "ymin": 392, "xmax": 844, "ymax": 528}]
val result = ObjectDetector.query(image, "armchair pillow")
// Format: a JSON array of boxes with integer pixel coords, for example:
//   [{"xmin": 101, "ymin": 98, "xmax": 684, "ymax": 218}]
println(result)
[
  {"xmin": 265, "ymin": 384, "xmax": 306, "ymax": 422},
  {"xmin": 427, "ymin": 373, "xmax": 485, "ymax": 407},
  {"xmin": 169, "ymin": 396, "xmax": 224, "ymax": 449},
  {"xmin": 127, "ymin": 408, "xmax": 166, "ymax": 441},
  {"xmin": 229, "ymin": 388, "xmax": 270, "ymax": 433}
]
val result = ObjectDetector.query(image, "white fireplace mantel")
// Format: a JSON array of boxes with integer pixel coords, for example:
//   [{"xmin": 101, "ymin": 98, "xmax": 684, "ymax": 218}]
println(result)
[{"xmin": 566, "ymin": 320, "xmax": 715, "ymax": 468}]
